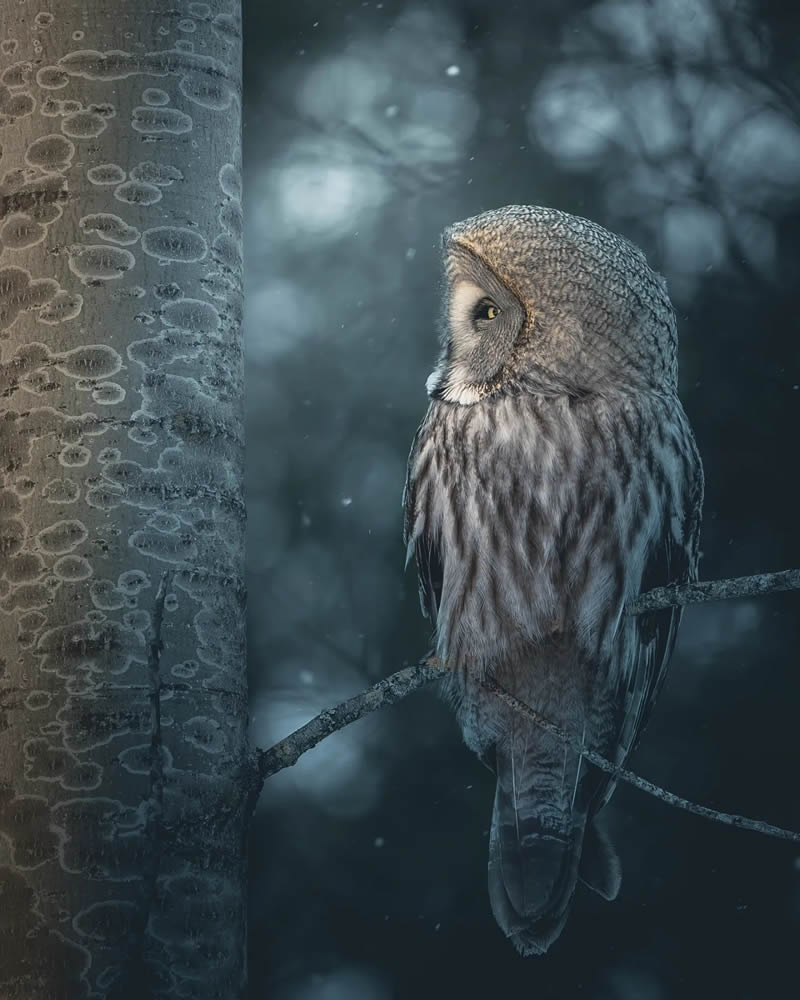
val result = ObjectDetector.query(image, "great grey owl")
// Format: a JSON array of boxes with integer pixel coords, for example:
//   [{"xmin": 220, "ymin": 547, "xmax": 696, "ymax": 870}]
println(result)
[{"xmin": 403, "ymin": 205, "xmax": 703, "ymax": 955}]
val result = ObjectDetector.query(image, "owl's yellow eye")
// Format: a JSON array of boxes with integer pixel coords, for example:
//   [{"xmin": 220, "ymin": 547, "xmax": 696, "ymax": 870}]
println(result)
[{"xmin": 474, "ymin": 299, "xmax": 501, "ymax": 321}]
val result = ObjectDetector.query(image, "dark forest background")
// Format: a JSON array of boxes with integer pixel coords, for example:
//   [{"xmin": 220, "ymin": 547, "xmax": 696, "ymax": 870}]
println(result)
[{"xmin": 242, "ymin": 2, "xmax": 800, "ymax": 997}]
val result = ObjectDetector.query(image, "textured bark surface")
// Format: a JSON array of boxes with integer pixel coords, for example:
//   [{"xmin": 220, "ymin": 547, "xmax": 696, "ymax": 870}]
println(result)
[{"xmin": 0, "ymin": 3, "xmax": 246, "ymax": 998}]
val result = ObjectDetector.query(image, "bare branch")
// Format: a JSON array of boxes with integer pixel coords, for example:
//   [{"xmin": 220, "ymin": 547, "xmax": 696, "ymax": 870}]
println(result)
[
  {"xmin": 128, "ymin": 571, "xmax": 173, "ymax": 961},
  {"xmin": 258, "ymin": 661, "xmax": 442, "ymax": 779},
  {"xmin": 483, "ymin": 676, "xmax": 800, "ymax": 843},
  {"xmin": 257, "ymin": 569, "xmax": 800, "ymax": 842},
  {"xmin": 111, "ymin": 572, "xmax": 173, "ymax": 998},
  {"xmin": 626, "ymin": 568, "xmax": 800, "ymax": 615},
  {"xmin": 145, "ymin": 570, "xmax": 172, "ymax": 862}
]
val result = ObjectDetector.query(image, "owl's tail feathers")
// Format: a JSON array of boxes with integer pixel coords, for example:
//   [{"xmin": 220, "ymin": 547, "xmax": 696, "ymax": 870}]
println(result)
[
  {"xmin": 488, "ymin": 744, "xmax": 586, "ymax": 957},
  {"xmin": 579, "ymin": 816, "xmax": 621, "ymax": 901}
]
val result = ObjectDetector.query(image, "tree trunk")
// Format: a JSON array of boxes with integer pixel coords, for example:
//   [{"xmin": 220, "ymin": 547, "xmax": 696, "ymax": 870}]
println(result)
[{"xmin": 0, "ymin": 3, "xmax": 247, "ymax": 998}]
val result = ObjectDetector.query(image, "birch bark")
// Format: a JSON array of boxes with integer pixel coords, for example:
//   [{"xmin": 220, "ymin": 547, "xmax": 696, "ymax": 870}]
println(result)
[{"xmin": 0, "ymin": 3, "xmax": 247, "ymax": 997}]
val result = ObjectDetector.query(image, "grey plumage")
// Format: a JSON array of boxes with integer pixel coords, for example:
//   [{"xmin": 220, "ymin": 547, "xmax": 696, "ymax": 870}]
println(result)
[{"xmin": 403, "ymin": 205, "xmax": 703, "ymax": 955}]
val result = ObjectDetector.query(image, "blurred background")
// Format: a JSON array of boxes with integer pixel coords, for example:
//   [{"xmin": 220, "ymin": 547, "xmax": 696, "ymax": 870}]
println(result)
[{"xmin": 242, "ymin": 1, "xmax": 800, "ymax": 997}]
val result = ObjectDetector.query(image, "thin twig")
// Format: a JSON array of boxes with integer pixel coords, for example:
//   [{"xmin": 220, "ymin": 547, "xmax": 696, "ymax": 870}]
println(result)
[
  {"xmin": 111, "ymin": 571, "xmax": 173, "ymax": 998},
  {"xmin": 257, "ymin": 568, "xmax": 800, "ymax": 843},
  {"xmin": 133, "ymin": 572, "xmax": 173, "ymax": 949},
  {"xmin": 626, "ymin": 568, "xmax": 800, "ymax": 615},
  {"xmin": 145, "ymin": 570, "xmax": 172, "ymax": 860},
  {"xmin": 483, "ymin": 676, "xmax": 800, "ymax": 843},
  {"xmin": 258, "ymin": 661, "xmax": 442, "ymax": 779}
]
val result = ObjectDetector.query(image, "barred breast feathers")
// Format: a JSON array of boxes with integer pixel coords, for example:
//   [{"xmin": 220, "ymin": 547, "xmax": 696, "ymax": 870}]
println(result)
[{"xmin": 404, "ymin": 387, "xmax": 699, "ymax": 677}]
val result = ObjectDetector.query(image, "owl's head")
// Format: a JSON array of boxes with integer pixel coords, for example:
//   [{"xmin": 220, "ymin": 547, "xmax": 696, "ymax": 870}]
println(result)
[{"xmin": 426, "ymin": 205, "xmax": 678, "ymax": 405}]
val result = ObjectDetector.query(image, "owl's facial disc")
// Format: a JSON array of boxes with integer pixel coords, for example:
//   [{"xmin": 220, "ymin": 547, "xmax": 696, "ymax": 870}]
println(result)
[
  {"xmin": 448, "ymin": 280, "xmax": 495, "ymax": 352},
  {"xmin": 427, "ymin": 252, "xmax": 526, "ymax": 404}
]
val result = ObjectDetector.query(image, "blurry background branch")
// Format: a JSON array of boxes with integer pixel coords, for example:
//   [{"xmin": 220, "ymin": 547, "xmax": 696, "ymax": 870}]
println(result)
[{"xmin": 257, "ymin": 568, "xmax": 800, "ymax": 843}]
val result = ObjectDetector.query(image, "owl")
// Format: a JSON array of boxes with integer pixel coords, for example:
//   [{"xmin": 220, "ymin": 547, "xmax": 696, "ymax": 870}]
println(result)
[{"xmin": 403, "ymin": 205, "xmax": 703, "ymax": 955}]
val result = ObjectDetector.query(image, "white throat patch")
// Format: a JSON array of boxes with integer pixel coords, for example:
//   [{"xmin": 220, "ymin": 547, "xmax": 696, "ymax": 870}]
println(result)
[{"xmin": 425, "ymin": 280, "xmax": 489, "ymax": 405}]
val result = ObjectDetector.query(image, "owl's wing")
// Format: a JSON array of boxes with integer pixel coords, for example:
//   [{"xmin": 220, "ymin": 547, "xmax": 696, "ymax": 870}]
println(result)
[
  {"xmin": 402, "ymin": 421, "xmax": 443, "ymax": 624},
  {"xmin": 412, "ymin": 529, "xmax": 444, "ymax": 625},
  {"xmin": 591, "ymin": 449, "xmax": 703, "ymax": 817}
]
